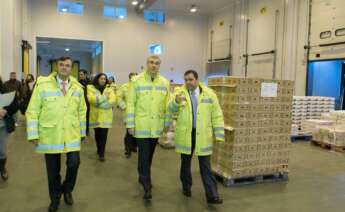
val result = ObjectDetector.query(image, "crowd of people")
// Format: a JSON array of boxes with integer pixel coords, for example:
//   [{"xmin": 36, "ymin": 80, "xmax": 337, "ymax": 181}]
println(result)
[{"xmin": 0, "ymin": 55, "xmax": 225, "ymax": 212}]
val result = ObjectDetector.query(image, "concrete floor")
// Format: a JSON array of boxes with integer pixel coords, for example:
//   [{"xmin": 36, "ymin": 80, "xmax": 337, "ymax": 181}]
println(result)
[{"xmin": 1, "ymin": 113, "xmax": 345, "ymax": 212}]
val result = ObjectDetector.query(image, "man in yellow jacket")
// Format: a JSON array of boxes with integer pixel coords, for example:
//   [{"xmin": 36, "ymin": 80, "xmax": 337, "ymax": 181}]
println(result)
[
  {"xmin": 26, "ymin": 57, "xmax": 87, "ymax": 212},
  {"xmin": 117, "ymin": 72, "xmax": 137, "ymax": 158},
  {"xmin": 168, "ymin": 70, "xmax": 224, "ymax": 205},
  {"xmin": 126, "ymin": 56, "xmax": 172, "ymax": 200}
]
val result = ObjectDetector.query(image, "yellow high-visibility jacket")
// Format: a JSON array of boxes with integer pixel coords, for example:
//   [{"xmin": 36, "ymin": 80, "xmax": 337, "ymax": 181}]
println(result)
[
  {"xmin": 26, "ymin": 73, "xmax": 87, "ymax": 154},
  {"xmin": 168, "ymin": 83, "xmax": 225, "ymax": 156},
  {"xmin": 117, "ymin": 82, "xmax": 129, "ymax": 110},
  {"xmin": 87, "ymin": 84, "xmax": 116, "ymax": 128},
  {"xmin": 126, "ymin": 70, "xmax": 172, "ymax": 138}
]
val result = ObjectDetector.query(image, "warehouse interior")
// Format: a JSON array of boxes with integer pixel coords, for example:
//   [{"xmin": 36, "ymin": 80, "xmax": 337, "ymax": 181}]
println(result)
[{"xmin": 1, "ymin": 0, "xmax": 345, "ymax": 211}]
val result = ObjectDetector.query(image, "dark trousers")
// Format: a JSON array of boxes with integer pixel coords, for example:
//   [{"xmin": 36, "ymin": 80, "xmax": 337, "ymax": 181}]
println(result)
[
  {"xmin": 94, "ymin": 128, "xmax": 109, "ymax": 157},
  {"xmin": 137, "ymin": 138, "xmax": 158, "ymax": 191},
  {"xmin": 180, "ymin": 129, "xmax": 219, "ymax": 200},
  {"xmin": 86, "ymin": 105, "xmax": 90, "ymax": 135},
  {"xmin": 45, "ymin": 152, "xmax": 80, "ymax": 202},
  {"xmin": 124, "ymin": 130, "xmax": 137, "ymax": 154}
]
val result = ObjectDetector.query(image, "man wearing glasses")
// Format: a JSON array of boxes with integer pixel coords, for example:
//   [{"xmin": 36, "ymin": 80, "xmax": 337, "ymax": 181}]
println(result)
[{"xmin": 126, "ymin": 56, "xmax": 172, "ymax": 200}]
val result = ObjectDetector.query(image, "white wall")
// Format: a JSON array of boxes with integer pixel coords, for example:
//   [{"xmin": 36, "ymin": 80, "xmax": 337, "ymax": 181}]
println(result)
[
  {"xmin": 27, "ymin": 0, "xmax": 209, "ymax": 84},
  {"xmin": 207, "ymin": 0, "xmax": 310, "ymax": 95},
  {"xmin": 0, "ymin": 0, "xmax": 24, "ymax": 81}
]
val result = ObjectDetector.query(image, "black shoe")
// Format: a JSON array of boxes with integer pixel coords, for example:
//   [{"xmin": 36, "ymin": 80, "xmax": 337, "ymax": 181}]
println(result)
[
  {"xmin": 125, "ymin": 152, "xmax": 131, "ymax": 158},
  {"xmin": 99, "ymin": 156, "xmax": 105, "ymax": 162},
  {"xmin": 207, "ymin": 197, "xmax": 223, "ymax": 205},
  {"xmin": 143, "ymin": 190, "xmax": 152, "ymax": 200},
  {"xmin": 64, "ymin": 193, "xmax": 74, "ymax": 205},
  {"xmin": 48, "ymin": 201, "xmax": 59, "ymax": 212},
  {"xmin": 0, "ymin": 158, "xmax": 8, "ymax": 181},
  {"xmin": 182, "ymin": 189, "xmax": 192, "ymax": 197},
  {"xmin": 0, "ymin": 168, "xmax": 8, "ymax": 181}
]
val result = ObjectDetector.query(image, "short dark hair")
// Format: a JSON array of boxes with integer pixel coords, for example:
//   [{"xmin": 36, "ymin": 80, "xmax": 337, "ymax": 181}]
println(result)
[
  {"xmin": 57, "ymin": 56, "xmax": 73, "ymax": 63},
  {"xmin": 184, "ymin": 70, "xmax": 198, "ymax": 80},
  {"xmin": 79, "ymin": 69, "xmax": 87, "ymax": 74},
  {"xmin": 129, "ymin": 72, "xmax": 137, "ymax": 79},
  {"xmin": 10, "ymin": 72, "xmax": 16, "ymax": 75}
]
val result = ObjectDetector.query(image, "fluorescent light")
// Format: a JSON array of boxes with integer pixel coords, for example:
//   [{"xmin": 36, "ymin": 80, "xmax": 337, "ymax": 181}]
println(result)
[
  {"xmin": 190, "ymin": 5, "xmax": 197, "ymax": 13},
  {"xmin": 131, "ymin": 1, "xmax": 139, "ymax": 6},
  {"xmin": 139, "ymin": 3, "xmax": 145, "ymax": 9},
  {"xmin": 119, "ymin": 15, "xmax": 125, "ymax": 19},
  {"xmin": 61, "ymin": 7, "xmax": 68, "ymax": 12},
  {"xmin": 65, "ymin": 48, "xmax": 70, "ymax": 52}
]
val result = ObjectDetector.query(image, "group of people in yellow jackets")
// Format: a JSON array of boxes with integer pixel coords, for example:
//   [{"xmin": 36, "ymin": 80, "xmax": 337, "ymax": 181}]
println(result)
[{"xmin": 25, "ymin": 55, "xmax": 225, "ymax": 212}]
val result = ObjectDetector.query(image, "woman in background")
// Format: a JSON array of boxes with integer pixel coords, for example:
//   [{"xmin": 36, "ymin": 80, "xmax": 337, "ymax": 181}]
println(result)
[
  {"xmin": 21, "ymin": 74, "xmax": 35, "ymax": 114},
  {"xmin": 87, "ymin": 73, "xmax": 116, "ymax": 162}
]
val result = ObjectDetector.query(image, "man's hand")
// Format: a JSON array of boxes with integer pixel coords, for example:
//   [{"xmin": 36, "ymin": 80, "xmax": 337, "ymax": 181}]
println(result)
[
  {"xmin": 0, "ymin": 108, "xmax": 7, "ymax": 119},
  {"xmin": 31, "ymin": 139, "xmax": 39, "ymax": 146},
  {"xmin": 128, "ymin": 128, "xmax": 135, "ymax": 136},
  {"xmin": 175, "ymin": 94, "xmax": 186, "ymax": 104}
]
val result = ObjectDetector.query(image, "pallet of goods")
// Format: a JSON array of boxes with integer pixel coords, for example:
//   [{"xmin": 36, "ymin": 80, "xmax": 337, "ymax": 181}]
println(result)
[
  {"xmin": 208, "ymin": 77, "xmax": 293, "ymax": 186},
  {"xmin": 292, "ymin": 96, "xmax": 335, "ymax": 136},
  {"xmin": 308, "ymin": 110, "xmax": 345, "ymax": 153}
]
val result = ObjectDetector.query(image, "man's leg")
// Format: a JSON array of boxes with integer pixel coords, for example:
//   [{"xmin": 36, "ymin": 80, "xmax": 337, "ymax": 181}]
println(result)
[
  {"xmin": 130, "ymin": 133, "xmax": 138, "ymax": 153},
  {"xmin": 180, "ymin": 154, "xmax": 193, "ymax": 195},
  {"xmin": 45, "ymin": 154, "xmax": 62, "ymax": 203},
  {"xmin": 124, "ymin": 130, "xmax": 131, "ymax": 157},
  {"xmin": 148, "ymin": 138, "xmax": 158, "ymax": 168},
  {"xmin": 62, "ymin": 151, "xmax": 80, "ymax": 205},
  {"xmin": 198, "ymin": 155, "xmax": 220, "ymax": 201},
  {"xmin": 137, "ymin": 138, "xmax": 156, "ymax": 199}
]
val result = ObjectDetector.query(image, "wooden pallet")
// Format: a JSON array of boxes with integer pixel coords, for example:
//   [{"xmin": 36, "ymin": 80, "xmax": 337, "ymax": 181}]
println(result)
[
  {"xmin": 291, "ymin": 135, "xmax": 312, "ymax": 142},
  {"xmin": 311, "ymin": 140, "xmax": 345, "ymax": 153},
  {"xmin": 214, "ymin": 172, "xmax": 289, "ymax": 187}
]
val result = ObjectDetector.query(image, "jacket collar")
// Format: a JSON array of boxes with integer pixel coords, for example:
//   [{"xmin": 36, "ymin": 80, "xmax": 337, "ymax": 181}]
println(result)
[
  {"xmin": 144, "ymin": 69, "xmax": 160, "ymax": 82},
  {"xmin": 49, "ymin": 72, "xmax": 79, "ymax": 89}
]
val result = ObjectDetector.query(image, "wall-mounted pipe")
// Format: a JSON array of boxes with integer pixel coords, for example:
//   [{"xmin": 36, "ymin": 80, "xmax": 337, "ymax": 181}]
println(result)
[
  {"xmin": 244, "ymin": 18, "xmax": 250, "ymax": 78},
  {"xmin": 272, "ymin": 9, "xmax": 280, "ymax": 79}
]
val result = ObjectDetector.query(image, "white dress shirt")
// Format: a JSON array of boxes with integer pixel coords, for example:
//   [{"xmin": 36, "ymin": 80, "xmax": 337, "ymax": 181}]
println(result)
[{"xmin": 57, "ymin": 76, "xmax": 70, "ymax": 93}]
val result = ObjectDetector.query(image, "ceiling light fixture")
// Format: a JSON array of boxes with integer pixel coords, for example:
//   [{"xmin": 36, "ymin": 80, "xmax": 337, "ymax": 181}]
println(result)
[
  {"xmin": 65, "ymin": 48, "xmax": 70, "ymax": 52},
  {"xmin": 131, "ymin": 1, "xmax": 139, "ymax": 6},
  {"xmin": 119, "ymin": 15, "xmax": 125, "ymax": 19},
  {"xmin": 190, "ymin": 5, "xmax": 198, "ymax": 13},
  {"xmin": 61, "ymin": 7, "xmax": 68, "ymax": 12}
]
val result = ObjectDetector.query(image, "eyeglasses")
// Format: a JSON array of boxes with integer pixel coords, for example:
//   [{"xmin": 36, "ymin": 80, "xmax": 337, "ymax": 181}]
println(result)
[{"xmin": 148, "ymin": 61, "xmax": 161, "ymax": 65}]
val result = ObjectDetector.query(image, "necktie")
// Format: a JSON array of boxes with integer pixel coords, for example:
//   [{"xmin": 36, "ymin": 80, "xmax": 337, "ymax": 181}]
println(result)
[
  {"xmin": 190, "ymin": 90, "xmax": 198, "ymax": 129},
  {"xmin": 61, "ymin": 82, "xmax": 67, "ymax": 96}
]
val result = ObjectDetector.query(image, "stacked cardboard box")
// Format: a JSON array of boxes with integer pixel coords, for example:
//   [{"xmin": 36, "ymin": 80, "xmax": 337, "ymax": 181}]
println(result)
[
  {"xmin": 301, "ymin": 119, "xmax": 335, "ymax": 135},
  {"xmin": 321, "ymin": 110, "xmax": 345, "ymax": 124},
  {"xmin": 305, "ymin": 110, "xmax": 345, "ymax": 147},
  {"xmin": 292, "ymin": 96, "xmax": 335, "ymax": 134},
  {"xmin": 209, "ymin": 77, "xmax": 293, "ymax": 179}
]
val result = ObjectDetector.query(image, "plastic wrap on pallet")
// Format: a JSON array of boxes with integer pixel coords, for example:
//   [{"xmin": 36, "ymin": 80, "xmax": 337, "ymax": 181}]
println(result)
[{"xmin": 291, "ymin": 96, "xmax": 335, "ymax": 134}]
